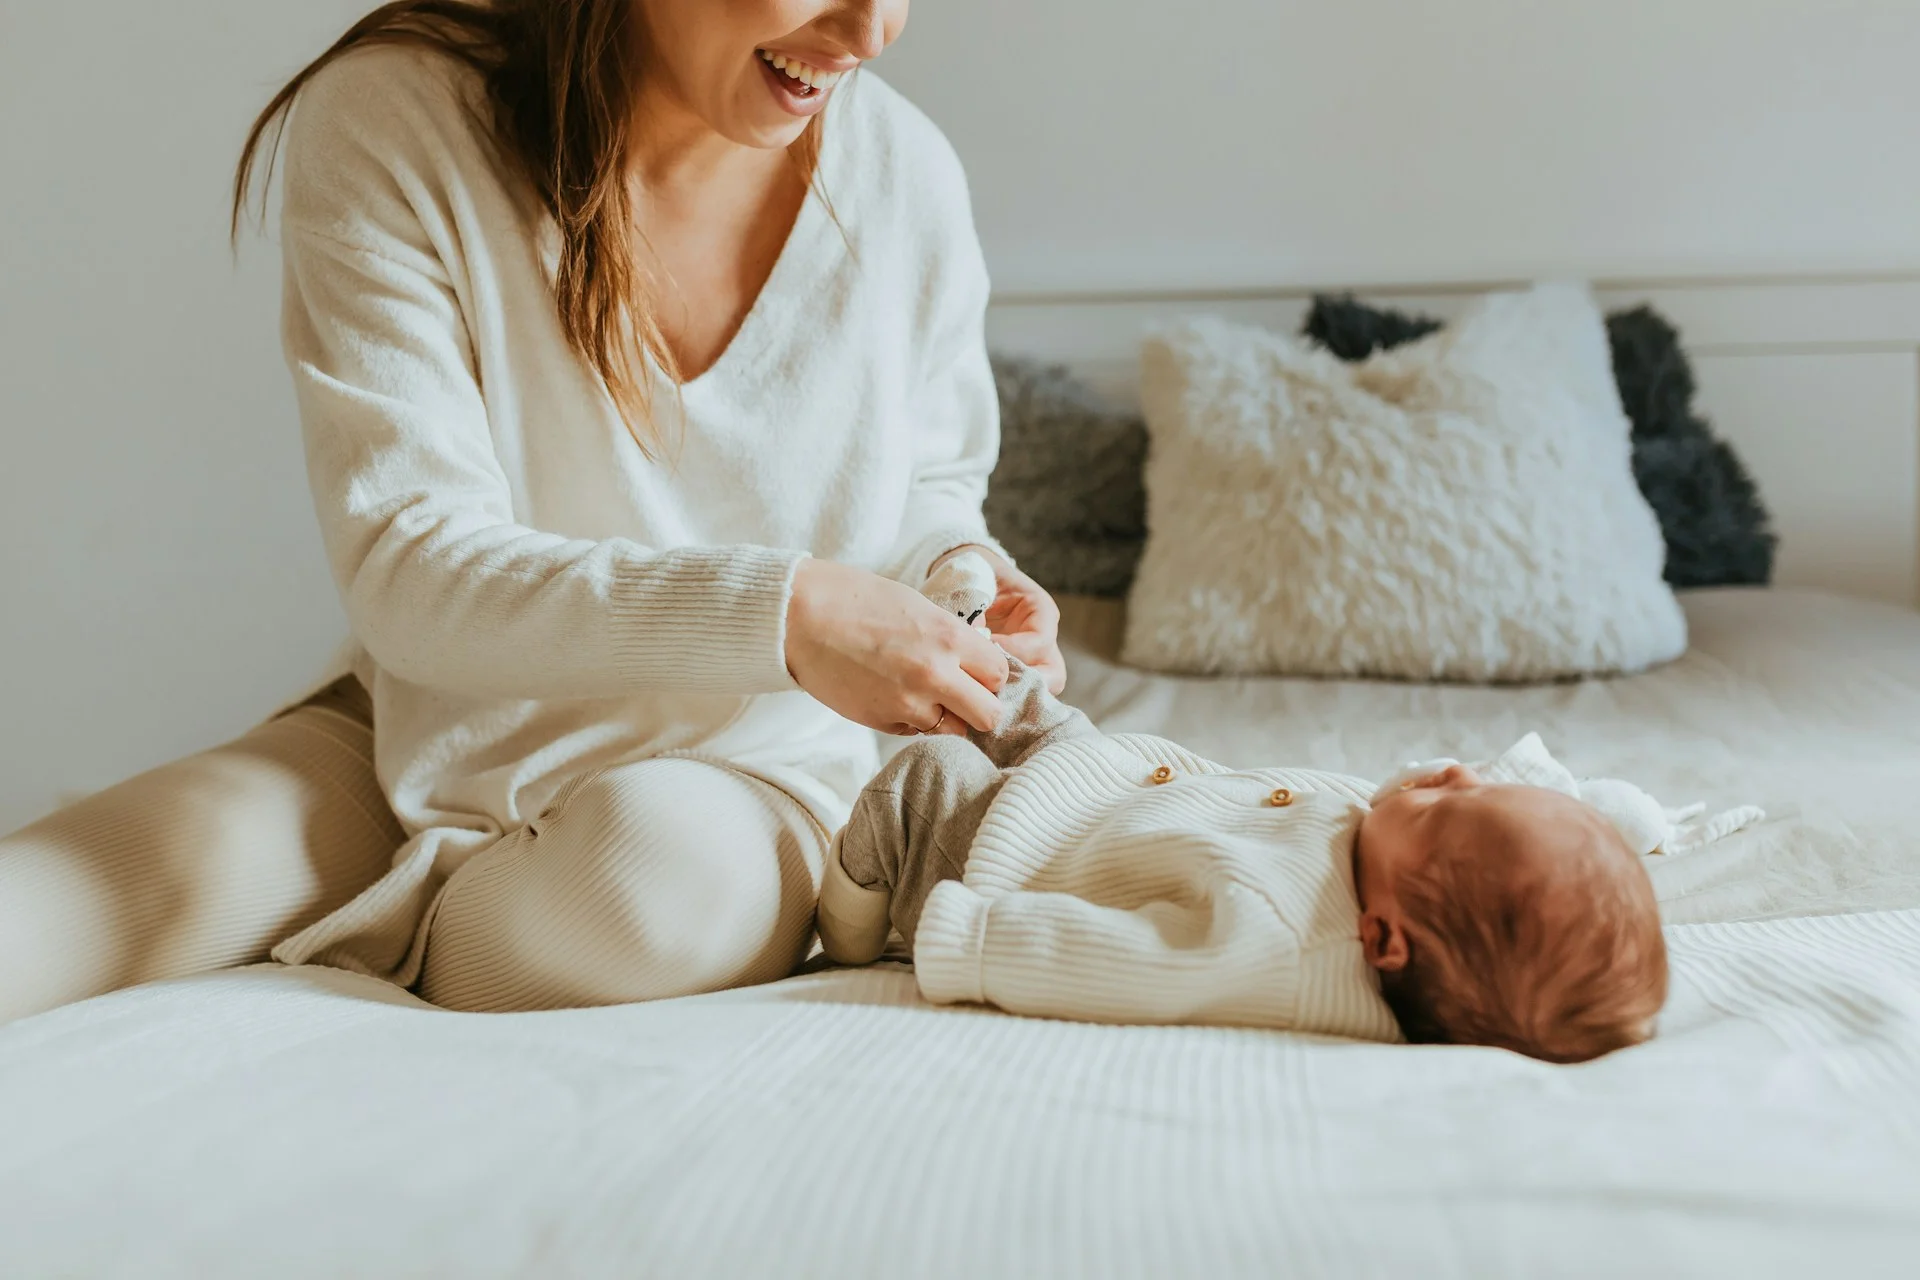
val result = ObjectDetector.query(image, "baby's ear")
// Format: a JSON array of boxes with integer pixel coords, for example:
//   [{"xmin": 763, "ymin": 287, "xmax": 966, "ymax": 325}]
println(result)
[{"xmin": 1360, "ymin": 914, "xmax": 1409, "ymax": 972}]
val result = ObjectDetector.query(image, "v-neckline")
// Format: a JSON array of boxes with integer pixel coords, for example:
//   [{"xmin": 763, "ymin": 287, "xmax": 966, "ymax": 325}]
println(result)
[{"xmin": 664, "ymin": 121, "xmax": 837, "ymax": 396}]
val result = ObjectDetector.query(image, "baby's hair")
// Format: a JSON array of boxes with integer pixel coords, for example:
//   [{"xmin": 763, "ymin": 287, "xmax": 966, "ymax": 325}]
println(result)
[{"xmin": 1379, "ymin": 800, "xmax": 1668, "ymax": 1064}]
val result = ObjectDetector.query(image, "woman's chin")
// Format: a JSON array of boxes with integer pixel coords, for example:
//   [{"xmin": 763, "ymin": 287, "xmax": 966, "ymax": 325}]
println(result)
[
  {"xmin": 720, "ymin": 115, "xmax": 814, "ymax": 152},
  {"xmin": 710, "ymin": 88, "xmax": 818, "ymax": 150}
]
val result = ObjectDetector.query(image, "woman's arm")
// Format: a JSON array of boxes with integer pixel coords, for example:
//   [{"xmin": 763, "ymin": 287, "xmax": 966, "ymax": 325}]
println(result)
[
  {"xmin": 278, "ymin": 60, "xmax": 1009, "ymax": 723},
  {"xmin": 887, "ymin": 147, "xmax": 1066, "ymax": 690},
  {"xmin": 284, "ymin": 225, "xmax": 804, "ymax": 702},
  {"xmin": 880, "ymin": 115, "xmax": 1008, "ymax": 589},
  {"xmin": 885, "ymin": 285, "xmax": 1007, "ymax": 588}
]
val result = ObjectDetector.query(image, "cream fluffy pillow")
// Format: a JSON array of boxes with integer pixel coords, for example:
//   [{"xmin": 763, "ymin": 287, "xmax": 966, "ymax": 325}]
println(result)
[{"xmin": 1123, "ymin": 283, "xmax": 1687, "ymax": 682}]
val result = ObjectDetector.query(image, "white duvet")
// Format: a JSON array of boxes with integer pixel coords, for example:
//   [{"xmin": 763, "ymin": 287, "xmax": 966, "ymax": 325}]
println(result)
[{"xmin": 3, "ymin": 589, "xmax": 1918, "ymax": 1278}]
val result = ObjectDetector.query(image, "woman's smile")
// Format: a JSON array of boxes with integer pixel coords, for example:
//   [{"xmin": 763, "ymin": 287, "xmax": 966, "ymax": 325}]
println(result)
[{"xmin": 755, "ymin": 47, "xmax": 852, "ymax": 116}]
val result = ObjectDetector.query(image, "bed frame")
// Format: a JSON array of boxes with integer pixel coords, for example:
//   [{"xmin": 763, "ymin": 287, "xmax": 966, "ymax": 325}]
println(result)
[{"xmin": 986, "ymin": 273, "xmax": 1920, "ymax": 609}]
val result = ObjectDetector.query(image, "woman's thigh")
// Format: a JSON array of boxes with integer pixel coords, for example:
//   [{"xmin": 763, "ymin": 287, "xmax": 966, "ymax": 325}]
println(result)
[
  {"xmin": 0, "ymin": 679, "xmax": 403, "ymax": 1025},
  {"xmin": 418, "ymin": 756, "xmax": 830, "ymax": 1013}
]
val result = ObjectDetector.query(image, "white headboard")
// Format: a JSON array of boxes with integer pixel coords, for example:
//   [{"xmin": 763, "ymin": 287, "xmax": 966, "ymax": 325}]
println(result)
[{"xmin": 986, "ymin": 274, "xmax": 1920, "ymax": 610}]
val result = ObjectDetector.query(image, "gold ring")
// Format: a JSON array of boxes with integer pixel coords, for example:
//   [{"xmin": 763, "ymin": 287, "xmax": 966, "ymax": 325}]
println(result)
[{"xmin": 929, "ymin": 708, "xmax": 949, "ymax": 735}]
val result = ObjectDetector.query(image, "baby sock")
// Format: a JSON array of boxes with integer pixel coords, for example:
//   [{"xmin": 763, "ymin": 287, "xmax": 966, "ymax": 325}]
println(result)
[{"xmin": 922, "ymin": 550, "xmax": 996, "ymax": 632}]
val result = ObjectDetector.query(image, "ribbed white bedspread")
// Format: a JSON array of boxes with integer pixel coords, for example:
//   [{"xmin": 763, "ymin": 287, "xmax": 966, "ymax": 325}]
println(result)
[{"xmin": 3, "ymin": 589, "xmax": 1917, "ymax": 1277}]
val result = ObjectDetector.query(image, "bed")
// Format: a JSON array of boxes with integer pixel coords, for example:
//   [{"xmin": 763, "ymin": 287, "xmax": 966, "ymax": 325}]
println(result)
[{"xmin": 3, "ymin": 584, "xmax": 1919, "ymax": 1277}]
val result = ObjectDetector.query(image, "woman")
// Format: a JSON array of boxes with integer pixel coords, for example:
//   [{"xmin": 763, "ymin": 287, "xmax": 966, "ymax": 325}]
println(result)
[{"xmin": 0, "ymin": 0, "xmax": 1063, "ymax": 1021}]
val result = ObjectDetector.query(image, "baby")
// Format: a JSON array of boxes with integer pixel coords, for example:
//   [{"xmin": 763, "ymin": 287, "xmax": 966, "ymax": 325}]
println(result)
[{"xmin": 817, "ymin": 664, "xmax": 1671, "ymax": 1063}]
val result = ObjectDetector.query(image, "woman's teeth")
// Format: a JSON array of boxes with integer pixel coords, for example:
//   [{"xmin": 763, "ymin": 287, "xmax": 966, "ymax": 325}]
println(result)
[{"xmin": 758, "ymin": 49, "xmax": 845, "ymax": 93}]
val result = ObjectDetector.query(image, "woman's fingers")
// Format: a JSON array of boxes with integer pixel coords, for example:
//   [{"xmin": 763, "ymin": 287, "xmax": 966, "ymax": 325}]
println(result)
[
  {"xmin": 995, "ymin": 632, "xmax": 1067, "ymax": 692},
  {"xmin": 927, "ymin": 706, "xmax": 970, "ymax": 737},
  {"xmin": 993, "ymin": 632, "xmax": 1047, "ymax": 667},
  {"xmin": 930, "ymin": 630, "xmax": 1007, "ymax": 734},
  {"xmin": 954, "ymin": 627, "xmax": 1011, "ymax": 694},
  {"xmin": 935, "ymin": 664, "xmax": 1005, "ymax": 735}
]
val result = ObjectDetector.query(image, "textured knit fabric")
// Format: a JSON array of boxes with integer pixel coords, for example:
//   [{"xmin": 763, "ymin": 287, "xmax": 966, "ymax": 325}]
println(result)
[
  {"xmin": 827, "ymin": 662, "xmax": 1099, "ymax": 958},
  {"xmin": 5, "ymin": 590, "xmax": 1920, "ymax": 1274},
  {"xmin": 265, "ymin": 47, "xmax": 1001, "ymax": 988},
  {"xmin": 900, "ymin": 719, "xmax": 1404, "ymax": 1041},
  {"xmin": 1125, "ymin": 283, "xmax": 1689, "ymax": 681},
  {"xmin": 827, "ymin": 741, "xmax": 1002, "ymax": 962},
  {"xmin": 419, "ymin": 756, "xmax": 829, "ymax": 1013},
  {"xmin": 1302, "ymin": 295, "xmax": 1780, "ymax": 589},
  {"xmin": 0, "ymin": 680, "xmax": 399, "ymax": 1027}
]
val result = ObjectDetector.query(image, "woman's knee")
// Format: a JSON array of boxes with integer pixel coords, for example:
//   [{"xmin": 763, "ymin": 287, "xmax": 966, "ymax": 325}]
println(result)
[
  {"xmin": 563, "ymin": 765, "xmax": 801, "ymax": 955},
  {"xmin": 425, "ymin": 758, "xmax": 825, "ymax": 1010}
]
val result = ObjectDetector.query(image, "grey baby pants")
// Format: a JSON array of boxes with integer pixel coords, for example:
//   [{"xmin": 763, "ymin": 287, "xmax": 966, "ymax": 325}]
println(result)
[{"xmin": 836, "ymin": 660, "xmax": 1099, "ymax": 946}]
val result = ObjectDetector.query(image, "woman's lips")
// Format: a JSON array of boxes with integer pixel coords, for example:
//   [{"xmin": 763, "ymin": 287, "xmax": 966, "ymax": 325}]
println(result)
[{"xmin": 756, "ymin": 50, "xmax": 842, "ymax": 118}]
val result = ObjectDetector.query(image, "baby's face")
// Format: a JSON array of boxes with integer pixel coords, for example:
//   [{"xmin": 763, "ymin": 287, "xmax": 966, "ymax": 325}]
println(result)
[
  {"xmin": 1355, "ymin": 763, "xmax": 1489, "ymax": 909},
  {"xmin": 1353, "ymin": 766, "xmax": 1633, "ymax": 971}
]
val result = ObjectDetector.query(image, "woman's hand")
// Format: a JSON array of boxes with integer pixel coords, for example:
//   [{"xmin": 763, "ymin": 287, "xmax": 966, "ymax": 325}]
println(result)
[
  {"xmin": 936, "ymin": 546, "xmax": 1067, "ymax": 695},
  {"xmin": 785, "ymin": 558, "xmax": 1011, "ymax": 737}
]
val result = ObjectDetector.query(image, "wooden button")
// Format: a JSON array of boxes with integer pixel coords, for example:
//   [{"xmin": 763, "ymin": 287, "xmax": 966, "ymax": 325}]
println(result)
[
  {"xmin": 1150, "ymin": 766, "xmax": 1175, "ymax": 785},
  {"xmin": 1269, "ymin": 788, "xmax": 1295, "ymax": 808}
]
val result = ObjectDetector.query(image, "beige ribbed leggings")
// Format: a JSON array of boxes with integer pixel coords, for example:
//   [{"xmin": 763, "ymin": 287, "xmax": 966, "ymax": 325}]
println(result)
[
  {"xmin": 417, "ymin": 758, "xmax": 830, "ymax": 1013},
  {"xmin": 0, "ymin": 679, "xmax": 401, "ymax": 1026},
  {"xmin": 1, "ymin": 680, "xmax": 832, "ymax": 1024}
]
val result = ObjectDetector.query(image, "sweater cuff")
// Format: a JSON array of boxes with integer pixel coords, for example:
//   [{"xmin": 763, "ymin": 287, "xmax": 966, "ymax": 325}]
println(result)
[
  {"xmin": 892, "ymin": 522, "xmax": 1011, "ymax": 588},
  {"xmin": 913, "ymin": 880, "xmax": 992, "ymax": 1005},
  {"xmin": 610, "ymin": 546, "xmax": 806, "ymax": 695}
]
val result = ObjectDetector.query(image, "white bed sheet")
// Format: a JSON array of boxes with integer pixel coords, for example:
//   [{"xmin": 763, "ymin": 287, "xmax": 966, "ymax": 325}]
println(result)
[{"xmin": 3, "ymin": 588, "xmax": 1918, "ymax": 1278}]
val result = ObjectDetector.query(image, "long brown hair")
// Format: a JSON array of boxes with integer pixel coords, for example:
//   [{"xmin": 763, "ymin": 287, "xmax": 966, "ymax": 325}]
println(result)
[{"xmin": 233, "ymin": 0, "xmax": 825, "ymax": 456}]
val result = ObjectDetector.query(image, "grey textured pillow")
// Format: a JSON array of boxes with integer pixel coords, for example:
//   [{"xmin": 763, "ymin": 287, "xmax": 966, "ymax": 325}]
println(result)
[{"xmin": 985, "ymin": 357, "xmax": 1146, "ymax": 597}]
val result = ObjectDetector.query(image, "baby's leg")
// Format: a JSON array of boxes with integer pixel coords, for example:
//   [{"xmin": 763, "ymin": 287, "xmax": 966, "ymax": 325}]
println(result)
[
  {"xmin": 969, "ymin": 658, "xmax": 1100, "ymax": 770},
  {"xmin": 825, "ymin": 736, "xmax": 1004, "ymax": 961}
]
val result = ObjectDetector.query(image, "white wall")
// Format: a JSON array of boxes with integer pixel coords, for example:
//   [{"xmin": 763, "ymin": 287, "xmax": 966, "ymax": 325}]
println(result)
[
  {"xmin": 3, "ymin": 0, "xmax": 1918, "ymax": 832},
  {"xmin": 0, "ymin": 1, "xmax": 370, "ymax": 831},
  {"xmin": 882, "ymin": 0, "xmax": 1920, "ymax": 293}
]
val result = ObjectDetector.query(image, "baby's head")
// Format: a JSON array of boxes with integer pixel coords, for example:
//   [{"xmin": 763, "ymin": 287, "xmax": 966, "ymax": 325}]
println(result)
[{"xmin": 1354, "ymin": 765, "xmax": 1667, "ymax": 1063}]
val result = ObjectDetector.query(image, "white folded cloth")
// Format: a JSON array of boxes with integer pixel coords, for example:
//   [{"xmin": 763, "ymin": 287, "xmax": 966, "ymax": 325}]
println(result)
[{"xmin": 1373, "ymin": 733, "xmax": 1765, "ymax": 857}]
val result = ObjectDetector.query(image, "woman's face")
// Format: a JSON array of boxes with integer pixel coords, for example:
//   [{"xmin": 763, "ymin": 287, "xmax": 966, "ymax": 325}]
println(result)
[{"xmin": 634, "ymin": 0, "xmax": 909, "ymax": 147}]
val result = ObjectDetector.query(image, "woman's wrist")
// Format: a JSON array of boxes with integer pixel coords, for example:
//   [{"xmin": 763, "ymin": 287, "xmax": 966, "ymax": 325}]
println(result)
[{"xmin": 783, "ymin": 555, "xmax": 821, "ymax": 680}]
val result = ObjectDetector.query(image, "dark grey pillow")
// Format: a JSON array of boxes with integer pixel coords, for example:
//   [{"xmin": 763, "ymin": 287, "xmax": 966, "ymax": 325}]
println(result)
[
  {"xmin": 985, "ymin": 356, "xmax": 1146, "ymax": 597},
  {"xmin": 1302, "ymin": 295, "xmax": 1777, "ymax": 588}
]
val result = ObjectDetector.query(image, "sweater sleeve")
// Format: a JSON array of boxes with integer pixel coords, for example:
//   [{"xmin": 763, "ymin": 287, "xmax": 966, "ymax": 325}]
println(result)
[
  {"xmin": 880, "ymin": 135, "xmax": 1008, "ymax": 587},
  {"xmin": 913, "ymin": 880, "xmax": 1276, "ymax": 1025},
  {"xmin": 283, "ymin": 225, "xmax": 802, "ymax": 702},
  {"xmin": 273, "ymin": 54, "xmax": 808, "ymax": 704}
]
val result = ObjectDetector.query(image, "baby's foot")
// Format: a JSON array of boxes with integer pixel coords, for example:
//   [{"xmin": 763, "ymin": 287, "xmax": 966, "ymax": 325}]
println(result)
[
  {"xmin": 923, "ymin": 551, "xmax": 996, "ymax": 632},
  {"xmin": 816, "ymin": 828, "xmax": 895, "ymax": 966}
]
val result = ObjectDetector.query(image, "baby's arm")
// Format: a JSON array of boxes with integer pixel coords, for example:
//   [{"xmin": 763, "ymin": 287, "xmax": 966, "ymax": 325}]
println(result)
[{"xmin": 913, "ymin": 881, "xmax": 1243, "ymax": 1024}]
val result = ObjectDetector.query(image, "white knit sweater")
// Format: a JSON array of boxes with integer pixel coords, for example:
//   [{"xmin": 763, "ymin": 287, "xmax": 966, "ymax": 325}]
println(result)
[
  {"xmin": 914, "ymin": 732, "xmax": 1405, "ymax": 1042},
  {"xmin": 269, "ymin": 48, "xmax": 999, "ymax": 979}
]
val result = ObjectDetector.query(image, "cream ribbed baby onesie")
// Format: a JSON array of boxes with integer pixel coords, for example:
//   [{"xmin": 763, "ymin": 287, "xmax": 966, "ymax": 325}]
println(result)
[{"xmin": 823, "ymin": 665, "xmax": 1405, "ymax": 1042}]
